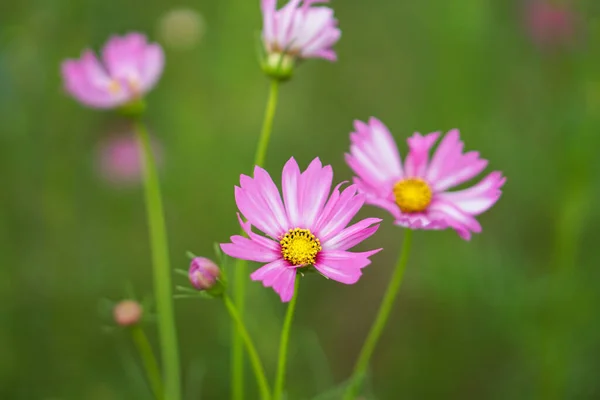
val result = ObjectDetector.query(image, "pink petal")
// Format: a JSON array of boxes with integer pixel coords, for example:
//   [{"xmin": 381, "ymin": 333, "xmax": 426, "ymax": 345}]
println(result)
[
  {"xmin": 275, "ymin": 0, "xmax": 303, "ymax": 46},
  {"xmin": 311, "ymin": 181, "xmax": 344, "ymax": 232},
  {"xmin": 427, "ymin": 199, "xmax": 483, "ymax": 241},
  {"xmin": 102, "ymin": 33, "xmax": 146, "ymax": 80},
  {"xmin": 314, "ymin": 249, "xmax": 381, "ymax": 284},
  {"xmin": 314, "ymin": 185, "xmax": 364, "ymax": 241},
  {"xmin": 323, "ymin": 218, "xmax": 382, "ymax": 250},
  {"xmin": 262, "ymin": 0, "xmax": 277, "ymax": 41},
  {"xmin": 61, "ymin": 56, "xmax": 123, "ymax": 108},
  {"xmin": 140, "ymin": 44, "xmax": 164, "ymax": 93},
  {"xmin": 250, "ymin": 259, "xmax": 297, "ymax": 302},
  {"xmin": 437, "ymin": 171, "xmax": 505, "ymax": 215},
  {"xmin": 425, "ymin": 129, "xmax": 463, "ymax": 183},
  {"xmin": 235, "ymin": 185, "xmax": 285, "ymax": 239},
  {"xmin": 362, "ymin": 193, "xmax": 402, "ymax": 220},
  {"xmin": 394, "ymin": 213, "xmax": 448, "ymax": 230},
  {"xmin": 220, "ymin": 234, "xmax": 280, "ymax": 263},
  {"xmin": 298, "ymin": 158, "xmax": 333, "ymax": 226},
  {"xmin": 431, "ymin": 151, "xmax": 489, "ymax": 192},
  {"xmin": 404, "ymin": 131, "xmax": 440, "ymax": 178},
  {"xmin": 253, "ymin": 166, "xmax": 290, "ymax": 229},
  {"xmin": 282, "ymin": 157, "xmax": 302, "ymax": 227},
  {"xmin": 346, "ymin": 118, "xmax": 403, "ymax": 193},
  {"xmin": 236, "ymin": 213, "xmax": 281, "ymax": 252}
]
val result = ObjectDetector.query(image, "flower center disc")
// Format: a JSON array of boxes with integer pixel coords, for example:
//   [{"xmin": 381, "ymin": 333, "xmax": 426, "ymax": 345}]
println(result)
[
  {"xmin": 280, "ymin": 228, "xmax": 322, "ymax": 266},
  {"xmin": 393, "ymin": 178, "xmax": 433, "ymax": 213}
]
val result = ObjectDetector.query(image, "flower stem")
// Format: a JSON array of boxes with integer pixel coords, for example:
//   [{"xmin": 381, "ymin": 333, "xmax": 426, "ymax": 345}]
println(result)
[
  {"xmin": 134, "ymin": 120, "xmax": 181, "ymax": 400},
  {"xmin": 224, "ymin": 294, "xmax": 272, "ymax": 400},
  {"xmin": 231, "ymin": 79, "xmax": 280, "ymax": 400},
  {"xmin": 343, "ymin": 230, "xmax": 413, "ymax": 400},
  {"xmin": 273, "ymin": 278, "xmax": 300, "ymax": 400},
  {"xmin": 255, "ymin": 79, "xmax": 280, "ymax": 168},
  {"xmin": 130, "ymin": 325, "xmax": 164, "ymax": 400}
]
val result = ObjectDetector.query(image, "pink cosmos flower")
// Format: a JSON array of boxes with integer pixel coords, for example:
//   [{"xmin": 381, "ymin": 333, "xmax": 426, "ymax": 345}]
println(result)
[
  {"xmin": 97, "ymin": 132, "xmax": 163, "ymax": 186},
  {"xmin": 346, "ymin": 118, "xmax": 506, "ymax": 241},
  {"xmin": 261, "ymin": 0, "xmax": 341, "ymax": 61},
  {"xmin": 221, "ymin": 157, "xmax": 382, "ymax": 302},
  {"xmin": 525, "ymin": 1, "xmax": 578, "ymax": 48},
  {"xmin": 61, "ymin": 33, "xmax": 164, "ymax": 108}
]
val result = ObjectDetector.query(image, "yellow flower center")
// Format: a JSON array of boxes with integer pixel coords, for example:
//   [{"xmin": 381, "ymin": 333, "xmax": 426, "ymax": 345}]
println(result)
[
  {"xmin": 393, "ymin": 178, "xmax": 433, "ymax": 213},
  {"xmin": 108, "ymin": 80, "xmax": 122, "ymax": 94},
  {"xmin": 280, "ymin": 228, "xmax": 322, "ymax": 266}
]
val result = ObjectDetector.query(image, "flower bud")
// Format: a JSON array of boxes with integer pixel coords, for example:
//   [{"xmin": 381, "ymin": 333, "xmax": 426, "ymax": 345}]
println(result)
[
  {"xmin": 113, "ymin": 300, "xmax": 143, "ymax": 326},
  {"xmin": 189, "ymin": 257, "xmax": 221, "ymax": 291}
]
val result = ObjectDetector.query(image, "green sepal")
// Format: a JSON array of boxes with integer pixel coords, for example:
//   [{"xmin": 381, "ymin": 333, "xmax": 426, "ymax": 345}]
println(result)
[{"xmin": 117, "ymin": 98, "xmax": 146, "ymax": 118}]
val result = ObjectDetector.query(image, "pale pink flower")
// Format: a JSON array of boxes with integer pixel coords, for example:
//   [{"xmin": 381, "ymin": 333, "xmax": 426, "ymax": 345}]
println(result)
[
  {"xmin": 61, "ymin": 33, "xmax": 164, "ymax": 108},
  {"xmin": 261, "ymin": 0, "xmax": 341, "ymax": 61},
  {"xmin": 525, "ymin": 1, "xmax": 578, "ymax": 48},
  {"xmin": 97, "ymin": 132, "xmax": 162, "ymax": 186},
  {"xmin": 346, "ymin": 118, "xmax": 506, "ymax": 241},
  {"xmin": 221, "ymin": 157, "xmax": 381, "ymax": 302}
]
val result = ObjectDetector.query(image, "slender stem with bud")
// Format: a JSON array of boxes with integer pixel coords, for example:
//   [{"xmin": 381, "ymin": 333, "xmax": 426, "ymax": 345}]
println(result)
[
  {"xmin": 134, "ymin": 120, "xmax": 181, "ymax": 400},
  {"xmin": 273, "ymin": 278, "xmax": 300, "ymax": 400},
  {"xmin": 131, "ymin": 325, "xmax": 165, "ymax": 400},
  {"xmin": 232, "ymin": 79, "xmax": 280, "ymax": 400},
  {"xmin": 343, "ymin": 230, "xmax": 413, "ymax": 400},
  {"xmin": 224, "ymin": 294, "xmax": 272, "ymax": 400}
]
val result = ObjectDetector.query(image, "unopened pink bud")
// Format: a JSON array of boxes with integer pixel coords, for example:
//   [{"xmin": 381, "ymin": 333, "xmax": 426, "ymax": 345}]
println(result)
[
  {"xmin": 189, "ymin": 257, "xmax": 220, "ymax": 290},
  {"xmin": 113, "ymin": 300, "xmax": 143, "ymax": 326}
]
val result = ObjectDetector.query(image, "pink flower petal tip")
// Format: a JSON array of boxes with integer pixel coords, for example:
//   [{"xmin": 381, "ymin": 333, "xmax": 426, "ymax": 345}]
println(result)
[
  {"xmin": 346, "ymin": 118, "xmax": 505, "ymax": 241},
  {"xmin": 61, "ymin": 32, "xmax": 165, "ymax": 109},
  {"xmin": 220, "ymin": 157, "xmax": 382, "ymax": 302}
]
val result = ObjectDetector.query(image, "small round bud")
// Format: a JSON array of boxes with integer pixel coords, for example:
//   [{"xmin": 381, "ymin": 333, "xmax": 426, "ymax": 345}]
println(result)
[
  {"xmin": 113, "ymin": 300, "xmax": 143, "ymax": 326},
  {"xmin": 189, "ymin": 257, "xmax": 221, "ymax": 290}
]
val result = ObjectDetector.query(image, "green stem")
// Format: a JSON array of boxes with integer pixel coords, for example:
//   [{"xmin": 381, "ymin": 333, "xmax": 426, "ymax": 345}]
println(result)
[
  {"xmin": 255, "ymin": 79, "xmax": 280, "ymax": 168},
  {"xmin": 224, "ymin": 294, "xmax": 272, "ymax": 400},
  {"xmin": 131, "ymin": 325, "xmax": 165, "ymax": 400},
  {"xmin": 134, "ymin": 120, "xmax": 181, "ymax": 400},
  {"xmin": 343, "ymin": 230, "xmax": 413, "ymax": 400},
  {"xmin": 231, "ymin": 79, "xmax": 280, "ymax": 400},
  {"xmin": 273, "ymin": 278, "xmax": 300, "ymax": 400}
]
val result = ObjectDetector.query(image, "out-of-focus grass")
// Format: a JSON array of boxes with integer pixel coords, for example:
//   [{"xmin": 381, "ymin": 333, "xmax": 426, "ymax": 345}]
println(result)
[{"xmin": 1, "ymin": 0, "xmax": 599, "ymax": 399}]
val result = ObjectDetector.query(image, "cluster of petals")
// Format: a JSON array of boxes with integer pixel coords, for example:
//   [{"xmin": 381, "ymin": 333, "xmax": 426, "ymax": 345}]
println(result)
[
  {"xmin": 261, "ymin": 0, "xmax": 341, "ymax": 61},
  {"xmin": 346, "ymin": 118, "xmax": 505, "ymax": 240},
  {"xmin": 61, "ymin": 33, "xmax": 164, "ymax": 109},
  {"xmin": 221, "ymin": 157, "xmax": 381, "ymax": 302}
]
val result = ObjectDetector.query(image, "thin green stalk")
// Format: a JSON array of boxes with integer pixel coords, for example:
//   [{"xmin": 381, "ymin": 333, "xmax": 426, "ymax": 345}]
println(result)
[
  {"xmin": 134, "ymin": 120, "xmax": 181, "ymax": 400},
  {"xmin": 343, "ymin": 230, "xmax": 413, "ymax": 400},
  {"xmin": 273, "ymin": 278, "xmax": 300, "ymax": 400},
  {"xmin": 255, "ymin": 79, "xmax": 280, "ymax": 168},
  {"xmin": 231, "ymin": 79, "xmax": 280, "ymax": 400},
  {"xmin": 224, "ymin": 294, "xmax": 272, "ymax": 400},
  {"xmin": 131, "ymin": 325, "xmax": 164, "ymax": 400}
]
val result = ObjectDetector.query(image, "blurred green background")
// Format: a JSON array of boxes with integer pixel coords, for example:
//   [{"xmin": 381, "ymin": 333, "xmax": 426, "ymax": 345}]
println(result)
[{"xmin": 2, "ymin": 0, "xmax": 600, "ymax": 399}]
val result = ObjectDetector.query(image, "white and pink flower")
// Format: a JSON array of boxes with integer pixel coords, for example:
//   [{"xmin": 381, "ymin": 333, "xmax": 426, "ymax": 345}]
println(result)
[{"xmin": 346, "ymin": 118, "xmax": 505, "ymax": 240}]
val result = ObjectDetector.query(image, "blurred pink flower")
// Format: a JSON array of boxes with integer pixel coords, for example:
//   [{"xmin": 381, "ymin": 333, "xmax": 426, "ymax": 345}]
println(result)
[
  {"xmin": 113, "ymin": 300, "xmax": 143, "ymax": 326},
  {"xmin": 261, "ymin": 0, "xmax": 341, "ymax": 61},
  {"xmin": 346, "ymin": 118, "xmax": 506, "ymax": 241},
  {"xmin": 97, "ymin": 132, "xmax": 162, "ymax": 186},
  {"xmin": 525, "ymin": 1, "xmax": 578, "ymax": 48},
  {"xmin": 61, "ymin": 33, "xmax": 164, "ymax": 108},
  {"xmin": 221, "ymin": 157, "xmax": 381, "ymax": 302}
]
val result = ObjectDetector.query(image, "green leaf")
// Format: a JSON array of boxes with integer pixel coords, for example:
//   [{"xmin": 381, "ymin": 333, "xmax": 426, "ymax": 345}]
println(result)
[{"xmin": 174, "ymin": 269, "xmax": 189, "ymax": 278}]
